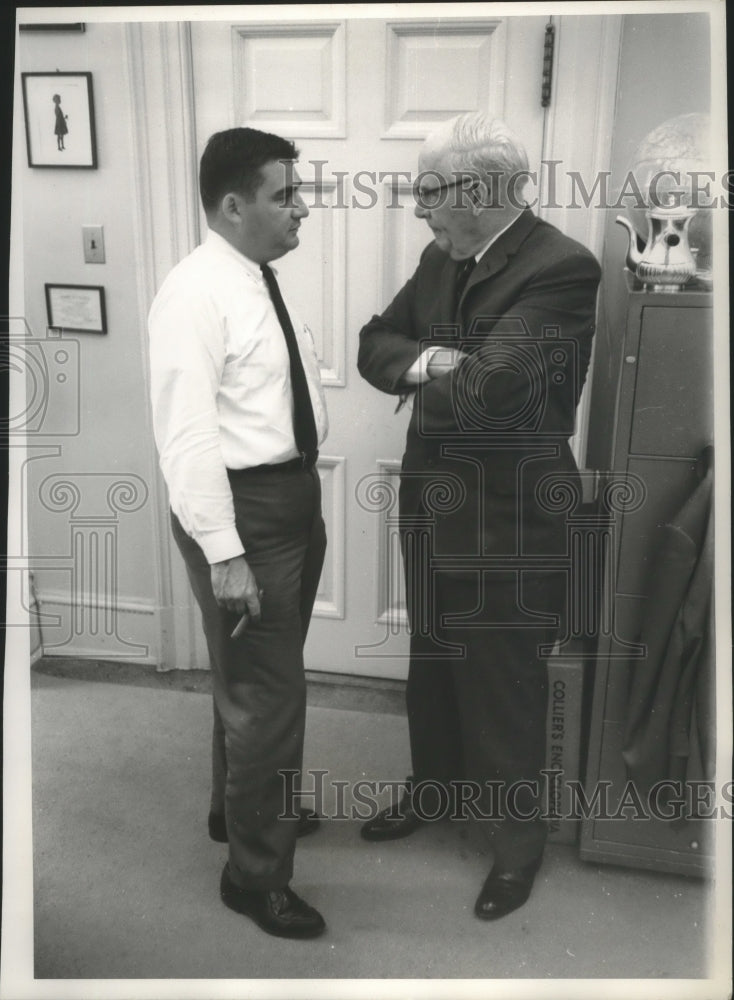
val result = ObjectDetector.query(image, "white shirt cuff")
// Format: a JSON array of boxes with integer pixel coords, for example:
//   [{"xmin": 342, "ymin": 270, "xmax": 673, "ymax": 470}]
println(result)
[
  {"xmin": 402, "ymin": 347, "xmax": 443, "ymax": 385},
  {"xmin": 197, "ymin": 527, "xmax": 246, "ymax": 565}
]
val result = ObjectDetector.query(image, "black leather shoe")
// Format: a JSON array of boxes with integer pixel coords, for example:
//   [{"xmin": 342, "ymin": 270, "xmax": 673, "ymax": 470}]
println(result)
[
  {"xmin": 220, "ymin": 864, "xmax": 326, "ymax": 939},
  {"xmin": 474, "ymin": 856, "xmax": 543, "ymax": 921},
  {"xmin": 208, "ymin": 808, "xmax": 321, "ymax": 843},
  {"xmin": 360, "ymin": 797, "xmax": 423, "ymax": 841}
]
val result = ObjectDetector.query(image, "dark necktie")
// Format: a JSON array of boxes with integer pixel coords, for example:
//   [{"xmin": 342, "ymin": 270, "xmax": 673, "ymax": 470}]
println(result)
[
  {"xmin": 454, "ymin": 257, "xmax": 476, "ymax": 311},
  {"xmin": 260, "ymin": 263, "xmax": 318, "ymax": 462}
]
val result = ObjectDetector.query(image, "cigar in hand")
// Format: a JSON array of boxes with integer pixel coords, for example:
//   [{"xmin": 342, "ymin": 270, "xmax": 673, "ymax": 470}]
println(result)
[
  {"xmin": 230, "ymin": 613, "xmax": 249, "ymax": 640},
  {"xmin": 230, "ymin": 589, "xmax": 264, "ymax": 639}
]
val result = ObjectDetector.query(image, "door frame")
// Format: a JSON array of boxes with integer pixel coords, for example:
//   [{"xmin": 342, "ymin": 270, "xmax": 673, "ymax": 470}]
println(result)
[
  {"xmin": 539, "ymin": 15, "xmax": 623, "ymax": 465},
  {"xmin": 126, "ymin": 13, "xmax": 623, "ymax": 671},
  {"xmin": 125, "ymin": 21, "xmax": 203, "ymax": 670}
]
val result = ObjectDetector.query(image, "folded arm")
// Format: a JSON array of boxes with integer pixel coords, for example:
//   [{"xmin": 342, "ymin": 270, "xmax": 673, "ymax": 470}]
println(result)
[
  {"xmin": 358, "ymin": 248, "xmax": 470, "ymax": 395},
  {"xmin": 413, "ymin": 253, "xmax": 601, "ymax": 439}
]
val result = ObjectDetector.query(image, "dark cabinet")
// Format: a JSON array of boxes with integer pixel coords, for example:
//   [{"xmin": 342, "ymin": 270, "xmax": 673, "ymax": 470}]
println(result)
[{"xmin": 580, "ymin": 273, "xmax": 714, "ymax": 876}]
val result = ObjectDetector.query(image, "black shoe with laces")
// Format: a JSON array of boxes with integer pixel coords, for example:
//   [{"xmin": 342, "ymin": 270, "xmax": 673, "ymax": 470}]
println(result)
[{"xmin": 219, "ymin": 864, "xmax": 326, "ymax": 939}]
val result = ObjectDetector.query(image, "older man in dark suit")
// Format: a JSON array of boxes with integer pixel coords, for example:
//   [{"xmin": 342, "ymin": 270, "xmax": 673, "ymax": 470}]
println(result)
[{"xmin": 357, "ymin": 112, "xmax": 601, "ymax": 920}]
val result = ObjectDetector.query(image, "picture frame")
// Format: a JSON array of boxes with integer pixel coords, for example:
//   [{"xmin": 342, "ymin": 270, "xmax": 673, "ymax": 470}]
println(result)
[
  {"xmin": 21, "ymin": 72, "xmax": 97, "ymax": 168},
  {"xmin": 45, "ymin": 284, "xmax": 107, "ymax": 334},
  {"xmin": 18, "ymin": 23, "xmax": 86, "ymax": 32}
]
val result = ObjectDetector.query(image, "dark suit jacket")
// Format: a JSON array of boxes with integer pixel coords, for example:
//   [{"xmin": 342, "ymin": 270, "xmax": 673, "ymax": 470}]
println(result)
[{"xmin": 358, "ymin": 209, "xmax": 602, "ymax": 561}]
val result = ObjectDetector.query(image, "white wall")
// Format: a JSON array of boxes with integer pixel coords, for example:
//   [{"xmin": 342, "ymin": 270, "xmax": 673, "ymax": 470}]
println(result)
[{"xmin": 18, "ymin": 24, "xmax": 161, "ymax": 663}]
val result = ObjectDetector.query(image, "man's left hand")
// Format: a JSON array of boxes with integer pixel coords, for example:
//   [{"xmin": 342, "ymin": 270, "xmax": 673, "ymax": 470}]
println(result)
[{"xmin": 426, "ymin": 347, "xmax": 469, "ymax": 379}]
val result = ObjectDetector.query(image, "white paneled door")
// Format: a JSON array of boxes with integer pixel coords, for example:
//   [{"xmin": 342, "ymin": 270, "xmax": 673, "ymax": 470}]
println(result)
[{"xmin": 189, "ymin": 15, "xmax": 550, "ymax": 678}]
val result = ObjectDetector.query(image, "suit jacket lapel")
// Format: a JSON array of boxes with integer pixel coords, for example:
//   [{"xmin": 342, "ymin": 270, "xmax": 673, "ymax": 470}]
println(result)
[{"xmin": 459, "ymin": 207, "xmax": 539, "ymax": 307}]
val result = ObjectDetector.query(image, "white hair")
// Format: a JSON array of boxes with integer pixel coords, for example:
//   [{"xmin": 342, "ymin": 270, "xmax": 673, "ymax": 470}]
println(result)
[{"xmin": 424, "ymin": 111, "xmax": 529, "ymax": 180}]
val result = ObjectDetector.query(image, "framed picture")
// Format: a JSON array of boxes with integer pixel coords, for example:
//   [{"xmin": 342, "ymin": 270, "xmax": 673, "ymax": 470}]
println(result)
[
  {"xmin": 21, "ymin": 72, "xmax": 97, "ymax": 168},
  {"xmin": 18, "ymin": 23, "xmax": 86, "ymax": 32},
  {"xmin": 45, "ymin": 284, "xmax": 107, "ymax": 334}
]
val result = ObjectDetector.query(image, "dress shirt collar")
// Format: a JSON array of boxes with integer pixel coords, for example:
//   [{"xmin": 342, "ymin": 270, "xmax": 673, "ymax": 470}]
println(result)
[
  {"xmin": 472, "ymin": 209, "xmax": 524, "ymax": 262},
  {"xmin": 203, "ymin": 228, "xmax": 267, "ymax": 283}
]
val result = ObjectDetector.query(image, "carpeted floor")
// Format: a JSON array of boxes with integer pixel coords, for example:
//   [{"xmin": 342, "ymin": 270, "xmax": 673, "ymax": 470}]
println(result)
[{"xmin": 25, "ymin": 662, "xmax": 719, "ymax": 992}]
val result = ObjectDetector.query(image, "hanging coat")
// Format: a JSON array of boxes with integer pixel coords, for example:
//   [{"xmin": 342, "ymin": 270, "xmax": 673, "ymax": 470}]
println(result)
[{"xmin": 621, "ymin": 446, "xmax": 714, "ymax": 798}]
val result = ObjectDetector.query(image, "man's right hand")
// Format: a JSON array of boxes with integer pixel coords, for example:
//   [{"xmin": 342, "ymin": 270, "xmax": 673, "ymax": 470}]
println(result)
[{"xmin": 210, "ymin": 555, "xmax": 262, "ymax": 623}]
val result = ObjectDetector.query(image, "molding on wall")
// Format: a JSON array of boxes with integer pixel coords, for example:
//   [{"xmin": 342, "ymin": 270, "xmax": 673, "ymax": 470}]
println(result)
[
  {"xmin": 377, "ymin": 180, "xmax": 419, "ymax": 309},
  {"xmin": 382, "ymin": 19, "xmax": 507, "ymax": 139},
  {"xmin": 232, "ymin": 21, "xmax": 346, "ymax": 138},
  {"xmin": 539, "ymin": 14, "xmax": 623, "ymax": 468},
  {"xmin": 373, "ymin": 458, "xmax": 408, "ymax": 631},
  {"xmin": 313, "ymin": 455, "xmax": 346, "ymax": 619},
  {"xmin": 540, "ymin": 14, "xmax": 623, "ymax": 258},
  {"xmin": 124, "ymin": 22, "xmax": 204, "ymax": 670},
  {"xmin": 299, "ymin": 179, "xmax": 347, "ymax": 387},
  {"xmin": 35, "ymin": 589, "xmax": 160, "ymax": 665}
]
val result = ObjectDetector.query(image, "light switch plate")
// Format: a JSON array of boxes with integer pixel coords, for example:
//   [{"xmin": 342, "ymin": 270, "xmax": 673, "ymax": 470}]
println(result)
[{"xmin": 82, "ymin": 225, "xmax": 105, "ymax": 264}]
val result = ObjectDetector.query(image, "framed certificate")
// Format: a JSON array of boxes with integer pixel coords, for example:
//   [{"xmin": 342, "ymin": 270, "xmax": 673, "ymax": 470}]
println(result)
[{"xmin": 45, "ymin": 284, "xmax": 107, "ymax": 334}]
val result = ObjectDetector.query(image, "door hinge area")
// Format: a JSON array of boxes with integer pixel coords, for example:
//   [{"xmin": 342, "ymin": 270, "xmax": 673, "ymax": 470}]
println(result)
[{"xmin": 541, "ymin": 22, "xmax": 555, "ymax": 108}]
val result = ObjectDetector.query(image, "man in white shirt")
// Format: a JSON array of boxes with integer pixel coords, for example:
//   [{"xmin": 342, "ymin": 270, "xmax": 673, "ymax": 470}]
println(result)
[{"xmin": 149, "ymin": 128, "xmax": 328, "ymax": 939}]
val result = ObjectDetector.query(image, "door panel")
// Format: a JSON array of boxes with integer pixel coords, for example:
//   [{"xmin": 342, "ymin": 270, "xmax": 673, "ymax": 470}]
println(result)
[{"xmin": 190, "ymin": 15, "xmax": 548, "ymax": 677}]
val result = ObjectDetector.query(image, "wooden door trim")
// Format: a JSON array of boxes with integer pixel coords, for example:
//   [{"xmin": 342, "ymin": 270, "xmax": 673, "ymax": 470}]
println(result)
[
  {"xmin": 124, "ymin": 22, "xmax": 203, "ymax": 670},
  {"xmin": 540, "ymin": 14, "xmax": 623, "ymax": 466}
]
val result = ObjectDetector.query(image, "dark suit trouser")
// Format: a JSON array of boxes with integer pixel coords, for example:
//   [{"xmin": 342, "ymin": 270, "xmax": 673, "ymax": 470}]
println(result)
[
  {"xmin": 403, "ymin": 548, "xmax": 562, "ymax": 870},
  {"xmin": 171, "ymin": 466, "xmax": 326, "ymax": 890}
]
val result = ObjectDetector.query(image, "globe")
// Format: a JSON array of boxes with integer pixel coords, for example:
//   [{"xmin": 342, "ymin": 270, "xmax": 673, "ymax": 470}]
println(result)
[{"xmin": 625, "ymin": 112, "xmax": 713, "ymax": 272}]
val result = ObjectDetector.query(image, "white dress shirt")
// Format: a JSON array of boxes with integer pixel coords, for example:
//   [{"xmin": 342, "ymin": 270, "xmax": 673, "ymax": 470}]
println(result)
[{"xmin": 148, "ymin": 229, "xmax": 328, "ymax": 564}]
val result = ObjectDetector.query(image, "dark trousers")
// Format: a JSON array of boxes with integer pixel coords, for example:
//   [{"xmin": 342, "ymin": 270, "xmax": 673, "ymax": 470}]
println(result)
[
  {"xmin": 403, "ymin": 546, "xmax": 562, "ymax": 869},
  {"xmin": 171, "ymin": 465, "xmax": 326, "ymax": 890}
]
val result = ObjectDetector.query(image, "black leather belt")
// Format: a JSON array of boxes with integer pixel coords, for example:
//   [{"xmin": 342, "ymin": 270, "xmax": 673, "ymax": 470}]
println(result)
[{"xmin": 228, "ymin": 451, "xmax": 319, "ymax": 475}]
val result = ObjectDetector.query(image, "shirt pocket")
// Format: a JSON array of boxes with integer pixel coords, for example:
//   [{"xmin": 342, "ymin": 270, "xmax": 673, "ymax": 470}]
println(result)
[{"xmin": 223, "ymin": 303, "xmax": 289, "ymax": 374}]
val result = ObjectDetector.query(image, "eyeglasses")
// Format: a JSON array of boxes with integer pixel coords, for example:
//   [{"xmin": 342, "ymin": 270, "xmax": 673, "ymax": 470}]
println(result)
[{"xmin": 413, "ymin": 177, "xmax": 478, "ymax": 209}]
